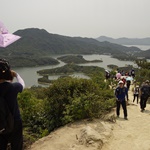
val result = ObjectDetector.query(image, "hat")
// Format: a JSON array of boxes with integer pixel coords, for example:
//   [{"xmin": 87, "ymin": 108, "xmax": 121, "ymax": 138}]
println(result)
[
  {"xmin": 118, "ymin": 80, "xmax": 124, "ymax": 84},
  {"xmin": 145, "ymin": 80, "xmax": 149, "ymax": 83}
]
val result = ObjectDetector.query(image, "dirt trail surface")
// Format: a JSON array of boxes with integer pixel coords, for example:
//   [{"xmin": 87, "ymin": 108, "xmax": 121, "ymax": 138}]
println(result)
[
  {"xmin": 28, "ymin": 86, "xmax": 150, "ymax": 150},
  {"xmin": 102, "ymin": 88, "xmax": 150, "ymax": 150}
]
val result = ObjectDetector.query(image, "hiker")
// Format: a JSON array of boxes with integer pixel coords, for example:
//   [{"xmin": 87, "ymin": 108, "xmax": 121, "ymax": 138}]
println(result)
[
  {"xmin": 131, "ymin": 69, "xmax": 135, "ymax": 78},
  {"xmin": 133, "ymin": 85, "xmax": 140, "ymax": 104},
  {"xmin": 115, "ymin": 80, "xmax": 129, "ymax": 120},
  {"xmin": 122, "ymin": 77, "xmax": 126, "ymax": 85},
  {"xmin": 105, "ymin": 70, "xmax": 110, "ymax": 80},
  {"xmin": 125, "ymin": 72, "xmax": 129, "ymax": 76},
  {"xmin": 140, "ymin": 80, "xmax": 150, "ymax": 112},
  {"xmin": 0, "ymin": 59, "xmax": 25, "ymax": 150},
  {"xmin": 121, "ymin": 70, "xmax": 125, "ymax": 76},
  {"xmin": 126, "ymin": 79, "xmax": 131, "ymax": 90}
]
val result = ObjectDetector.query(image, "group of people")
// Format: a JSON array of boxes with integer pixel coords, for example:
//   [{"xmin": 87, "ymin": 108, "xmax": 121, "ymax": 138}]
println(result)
[
  {"xmin": 105, "ymin": 69, "xmax": 135, "ymax": 81},
  {"xmin": 118, "ymin": 69, "xmax": 135, "ymax": 78},
  {"xmin": 115, "ymin": 79, "xmax": 150, "ymax": 120}
]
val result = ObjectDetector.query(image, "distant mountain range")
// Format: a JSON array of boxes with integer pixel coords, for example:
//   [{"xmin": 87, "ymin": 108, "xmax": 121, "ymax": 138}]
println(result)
[
  {"xmin": 0, "ymin": 28, "xmax": 149, "ymax": 67},
  {"xmin": 96, "ymin": 36, "xmax": 150, "ymax": 46}
]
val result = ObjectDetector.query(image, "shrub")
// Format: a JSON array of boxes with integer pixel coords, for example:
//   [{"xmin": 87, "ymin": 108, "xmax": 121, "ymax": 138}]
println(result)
[
  {"xmin": 18, "ymin": 77, "xmax": 115, "ymax": 146},
  {"xmin": 135, "ymin": 69, "xmax": 150, "ymax": 85},
  {"xmin": 43, "ymin": 77, "xmax": 115, "ymax": 132},
  {"xmin": 18, "ymin": 89, "xmax": 48, "ymax": 139}
]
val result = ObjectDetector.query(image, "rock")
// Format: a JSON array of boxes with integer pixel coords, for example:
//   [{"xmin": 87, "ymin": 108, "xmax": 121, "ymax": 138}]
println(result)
[
  {"xmin": 76, "ymin": 121, "xmax": 114, "ymax": 150},
  {"xmin": 102, "ymin": 113, "xmax": 116, "ymax": 123}
]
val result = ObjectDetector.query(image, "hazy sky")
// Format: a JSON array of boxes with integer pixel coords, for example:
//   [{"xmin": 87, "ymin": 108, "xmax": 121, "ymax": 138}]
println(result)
[{"xmin": 1, "ymin": 0, "xmax": 150, "ymax": 38}]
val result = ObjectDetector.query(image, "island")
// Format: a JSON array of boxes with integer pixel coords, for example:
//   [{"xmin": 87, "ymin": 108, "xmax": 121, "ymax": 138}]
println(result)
[
  {"xmin": 37, "ymin": 64, "xmax": 104, "ymax": 84},
  {"xmin": 107, "ymin": 64, "xmax": 118, "ymax": 69},
  {"xmin": 57, "ymin": 55, "xmax": 103, "ymax": 64}
]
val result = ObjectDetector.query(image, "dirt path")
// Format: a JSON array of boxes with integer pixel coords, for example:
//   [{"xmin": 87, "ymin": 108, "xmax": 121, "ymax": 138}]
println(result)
[
  {"xmin": 29, "ymin": 85, "xmax": 150, "ymax": 150},
  {"xmin": 102, "ymin": 86, "xmax": 150, "ymax": 150}
]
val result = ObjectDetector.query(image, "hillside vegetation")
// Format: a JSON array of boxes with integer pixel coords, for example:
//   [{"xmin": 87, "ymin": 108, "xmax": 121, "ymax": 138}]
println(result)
[
  {"xmin": 135, "ymin": 60, "xmax": 150, "ymax": 84},
  {"xmin": 0, "ymin": 28, "xmax": 144, "ymax": 67},
  {"xmin": 134, "ymin": 49, "xmax": 150, "ymax": 59},
  {"xmin": 19, "ymin": 72, "xmax": 115, "ymax": 148}
]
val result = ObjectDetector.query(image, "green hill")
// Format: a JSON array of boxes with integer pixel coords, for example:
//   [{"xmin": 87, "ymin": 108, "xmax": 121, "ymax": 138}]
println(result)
[
  {"xmin": 134, "ymin": 49, "xmax": 150, "ymax": 59},
  {"xmin": 0, "ymin": 28, "xmax": 143, "ymax": 67}
]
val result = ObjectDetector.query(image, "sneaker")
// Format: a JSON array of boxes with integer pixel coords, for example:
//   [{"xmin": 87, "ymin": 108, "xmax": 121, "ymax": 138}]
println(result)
[{"xmin": 141, "ymin": 109, "xmax": 144, "ymax": 112}]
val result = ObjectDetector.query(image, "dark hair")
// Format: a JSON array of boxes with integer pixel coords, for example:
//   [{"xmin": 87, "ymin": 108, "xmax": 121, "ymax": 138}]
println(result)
[{"xmin": 0, "ymin": 59, "xmax": 13, "ymax": 80}]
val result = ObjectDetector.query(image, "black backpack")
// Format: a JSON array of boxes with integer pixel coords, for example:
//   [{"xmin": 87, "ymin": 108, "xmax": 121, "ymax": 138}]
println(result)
[
  {"xmin": 0, "ymin": 84, "xmax": 14, "ymax": 134},
  {"xmin": 141, "ymin": 85, "xmax": 150, "ymax": 98},
  {"xmin": 135, "ymin": 87, "xmax": 139, "ymax": 93},
  {"xmin": 126, "ymin": 80, "xmax": 131, "ymax": 85}
]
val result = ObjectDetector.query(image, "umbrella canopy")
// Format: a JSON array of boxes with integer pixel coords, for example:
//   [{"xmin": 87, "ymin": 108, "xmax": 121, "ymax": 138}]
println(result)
[
  {"xmin": 0, "ymin": 21, "xmax": 8, "ymax": 34},
  {"xmin": 0, "ymin": 21, "xmax": 21, "ymax": 47},
  {"xmin": 0, "ymin": 34, "xmax": 21, "ymax": 47},
  {"xmin": 116, "ymin": 73, "xmax": 121, "ymax": 79},
  {"xmin": 126, "ymin": 76, "xmax": 133, "ymax": 81},
  {"xmin": 121, "ymin": 76, "xmax": 127, "ymax": 79},
  {"xmin": 105, "ymin": 70, "xmax": 109, "ymax": 73}
]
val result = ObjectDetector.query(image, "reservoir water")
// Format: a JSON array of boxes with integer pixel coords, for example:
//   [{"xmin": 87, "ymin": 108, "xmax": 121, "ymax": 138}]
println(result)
[
  {"xmin": 12, "ymin": 44, "xmax": 150, "ymax": 87},
  {"xmin": 13, "ymin": 54, "xmax": 136, "ymax": 87}
]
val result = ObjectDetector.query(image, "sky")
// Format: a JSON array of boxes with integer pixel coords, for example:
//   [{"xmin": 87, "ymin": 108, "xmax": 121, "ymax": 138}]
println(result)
[{"xmin": 1, "ymin": 0, "xmax": 150, "ymax": 38}]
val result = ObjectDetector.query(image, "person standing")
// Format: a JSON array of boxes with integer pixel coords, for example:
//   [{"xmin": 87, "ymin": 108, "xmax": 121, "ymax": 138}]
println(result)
[
  {"xmin": 131, "ymin": 69, "xmax": 135, "ymax": 78},
  {"xmin": 126, "ymin": 79, "xmax": 131, "ymax": 90},
  {"xmin": 122, "ymin": 77, "xmax": 126, "ymax": 85},
  {"xmin": 140, "ymin": 80, "xmax": 150, "ymax": 112},
  {"xmin": 133, "ymin": 85, "xmax": 140, "ymax": 104},
  {"xmin": 0, "ymin": 59, "xmax": 25, "ymax": 150},
  {"xmin": 115, "ymin": 80, "xmax": 128, "ymax": 120},
  {"xmin": 105, "ymin": 70, "xmax": 110, "ymax": 80}
]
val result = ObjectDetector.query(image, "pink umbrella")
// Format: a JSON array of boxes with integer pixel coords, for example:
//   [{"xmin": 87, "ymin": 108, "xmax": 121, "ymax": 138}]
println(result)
[
  {"xmin": 0, "ymin": 21, "xmax": 8, "ymax": 34},
  {"xmin": 116, "ymin": 73, "xmax": 121, "ymax": 79},
  {"xmin": 0, "ymin": 21, "xmax": 21, "ymax": 47}
]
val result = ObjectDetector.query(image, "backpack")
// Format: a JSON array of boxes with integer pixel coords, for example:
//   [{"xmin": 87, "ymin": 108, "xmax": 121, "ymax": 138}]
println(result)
[
  {"xmin": 141, "ymin": 85, "xmax": 150, "ymax": 98},
  {"xmin": 126, "ymin": 80, "xmax": 131, "ymax": 85},
  {"xmin": 131, "ymin": 70, "xmax": 135, "ymax": 75},
  {"xmin": 135, "ymin": 87, "xmax": 139, "ymax": 93},
  {"xmin": 0, "ymin": 85, "xmax": 14, "ymax": 134}
]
